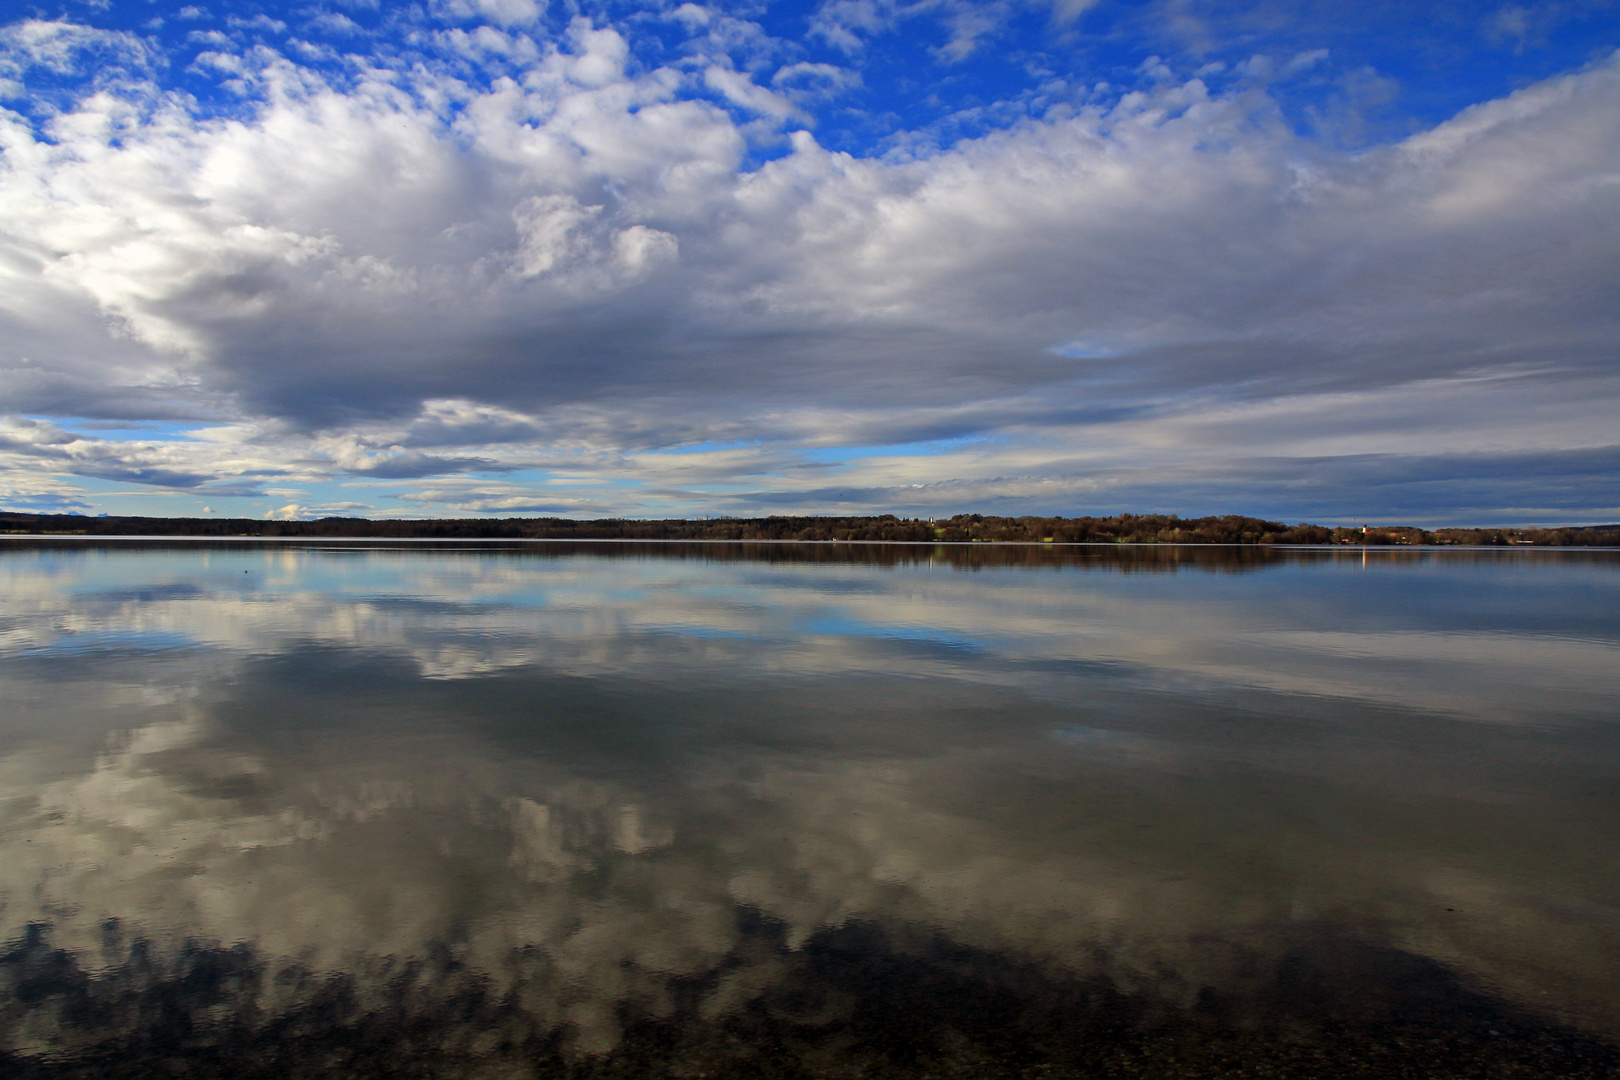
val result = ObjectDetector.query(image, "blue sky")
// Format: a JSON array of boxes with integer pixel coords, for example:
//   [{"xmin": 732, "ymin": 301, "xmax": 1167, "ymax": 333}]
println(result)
[{"xmin": 1, "ymin": 0, "xmax": 1617, "ymax": 524}]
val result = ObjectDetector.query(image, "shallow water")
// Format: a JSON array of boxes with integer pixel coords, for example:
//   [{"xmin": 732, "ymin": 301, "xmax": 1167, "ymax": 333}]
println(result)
[{"xmin": 1, "ymin": 540, "xmax": 1617, "ymax": 1078}]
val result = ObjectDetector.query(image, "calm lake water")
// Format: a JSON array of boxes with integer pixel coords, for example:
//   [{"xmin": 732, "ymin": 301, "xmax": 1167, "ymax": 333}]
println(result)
[{"xmin": 1, "ymin": 540, "xmax": 1617, "ymax": 1078}]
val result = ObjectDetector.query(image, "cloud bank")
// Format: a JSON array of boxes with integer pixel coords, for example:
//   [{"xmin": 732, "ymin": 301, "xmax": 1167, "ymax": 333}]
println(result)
[{"xmin": 0, "ymin": 3, "xmax": 1617, "ymax": 523}]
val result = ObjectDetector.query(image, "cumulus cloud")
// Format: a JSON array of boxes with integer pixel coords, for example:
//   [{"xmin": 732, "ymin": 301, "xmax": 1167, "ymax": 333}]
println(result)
[
  {"xmin": 703, "ymin": 64, "xmax": 806, "ymax": 122},
  {"xmin": 806, "ymin": 0, "xmax": 1052, "ymax": 60},
  {"xmin": 434, "ymin": 0, "xmax": 545, "ymax": 29},
  {"xmin": 225, "ymin": 14, "xmax": 288, "ymax": 35},
  {"xmin": 0, "ymin": 9, "xmax": 1617, "ymax": 521},
  {"xmin": 771, "ymin": 60, "xmax": 861, "ymax": 99},
  {"xmin": 304, "ymin": 12, "xmax": 362, "ymax": 37},
  {"xmin": 808, "ymin": 0, "xmax": 902, "ymax": 52},
  {"xmin": 0, "ymin": 18, "xmax": 153, "ymax": 77}
]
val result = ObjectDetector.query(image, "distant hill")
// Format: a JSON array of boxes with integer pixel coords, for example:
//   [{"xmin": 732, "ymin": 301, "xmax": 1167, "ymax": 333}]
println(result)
[{"xmin": 3, "ymin": 511, "xmax": 1618, "ymax": 546}]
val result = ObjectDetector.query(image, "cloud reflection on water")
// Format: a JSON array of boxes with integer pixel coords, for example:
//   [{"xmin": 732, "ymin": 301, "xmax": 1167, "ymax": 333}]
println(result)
[{"xmin": 0, "ymin": 542, "xmax": 1617, "ymax": 1069}]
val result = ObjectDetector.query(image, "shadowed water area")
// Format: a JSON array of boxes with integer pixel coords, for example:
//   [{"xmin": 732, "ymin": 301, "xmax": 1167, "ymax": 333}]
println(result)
[{"xmin": 0, "ymin": 540, "xmax": 1617, "ymax": 1078}]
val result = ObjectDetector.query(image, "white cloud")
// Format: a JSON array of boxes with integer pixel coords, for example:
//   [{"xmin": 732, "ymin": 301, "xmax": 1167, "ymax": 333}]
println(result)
[
  {"xmin": 808, "ymin": 0, "xmax": 898, "ymax": 52},
  {"xmin": 669, "ymin": 3, "xmax": 711, "ymax": 30},
  {"xmin": 437, "ymin": 24, "xmax": 540, "ymax": 64},
  {"xmin": 1048, "ymin": 0, "xmax": 1098, "ymax": 27},
  {"xmin": 703, "ymin": 64, "xmax": 805, "ymax": 122},
  {"xmin": 305, "ymin": 12, "xmax": 363, "ymax": 37},
  {"xmin": 614, "ymin": 223, "xmax": 678, "ymax": 274},
  {"xmin": 772, "ymin": 60, "xmax": 861, "ymax": 99},
  {"xmin": 0, "ymin": 16, "xmax": 1616, "ymax": 521},
  {"xmin": 186, "ymin": 30, "xmax": 234, "ymax": 49},
  {"xmin": 1282, "ymin": 47, "xmax": 1329, "ymax": 76},
  {"xmin": 433, "ymin": 0, "xmax": 545, "ymax": 29},
  {"xmin": 511, "ymin": 193, "xmax": 601, "ymax": 276},
  {"xmin": 0, "ymin": 18, "xmax": 151, "ymax": 77},
  {"xmin": 806, "ymin": 0, "xmax": 1029, "ymax": 61},
  {"xmin": 226, "ymin": 14, "xmax": 287, "ymax": 35}
]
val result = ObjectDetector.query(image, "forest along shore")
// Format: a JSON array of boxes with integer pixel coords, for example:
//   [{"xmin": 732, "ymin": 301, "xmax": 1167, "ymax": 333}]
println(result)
[{"xmin": 2, "ymin": 512, "xmax": 1617, "ymax": 546}]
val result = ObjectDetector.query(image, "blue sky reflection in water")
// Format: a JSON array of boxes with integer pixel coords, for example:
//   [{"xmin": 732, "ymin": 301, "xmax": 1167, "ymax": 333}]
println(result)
[
  {"xmin": 0, "ymin": 541, "xmax": 1618, "ymax": 1075},
  {"xmin": 1, "ymin": 2, "xmax": 1619, "ymax": 525}
]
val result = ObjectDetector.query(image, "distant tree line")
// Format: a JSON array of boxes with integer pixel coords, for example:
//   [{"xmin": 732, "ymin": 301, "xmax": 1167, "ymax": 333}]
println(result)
[{"xmin": 3, "ymin": 511, "xmax": 1617, "ymax": 546}]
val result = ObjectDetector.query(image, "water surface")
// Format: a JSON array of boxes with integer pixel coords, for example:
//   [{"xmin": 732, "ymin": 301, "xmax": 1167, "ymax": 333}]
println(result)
[{"xmin": 1, "ymin": 541, "xmax": 1617, "ymax": 1077}]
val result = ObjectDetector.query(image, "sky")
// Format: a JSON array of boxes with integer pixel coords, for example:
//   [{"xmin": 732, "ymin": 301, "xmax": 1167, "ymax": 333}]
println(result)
[{"xmin": 0, "ymin": 0, "xmax": 1616, "ymax": 525}]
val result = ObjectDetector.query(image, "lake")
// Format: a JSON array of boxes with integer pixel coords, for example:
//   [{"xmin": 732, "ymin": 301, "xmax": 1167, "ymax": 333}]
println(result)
[{"xmin": 1, "ymin": 540, "xmax": 1617, "ymax": 1078}]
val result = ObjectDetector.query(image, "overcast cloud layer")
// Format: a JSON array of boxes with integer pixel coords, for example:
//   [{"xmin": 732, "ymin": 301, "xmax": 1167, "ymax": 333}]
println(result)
[{"xmin": 1, "ymin": 1, "xmax": 1617, "ymax": 523}]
